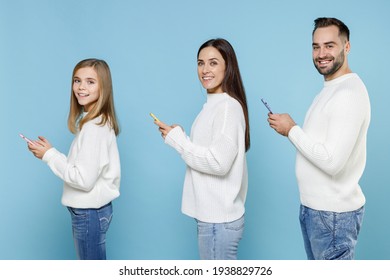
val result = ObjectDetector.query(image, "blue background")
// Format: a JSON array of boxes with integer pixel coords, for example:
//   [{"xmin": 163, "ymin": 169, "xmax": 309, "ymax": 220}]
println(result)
[{"xmin": 1, "ymin": 0, "xmax": 389, "ymax": 260}]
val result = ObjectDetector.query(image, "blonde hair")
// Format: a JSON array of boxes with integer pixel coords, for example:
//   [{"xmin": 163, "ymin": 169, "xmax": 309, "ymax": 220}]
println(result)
[{"xmin": 68, "ymin": 59, "xmax": 120, "ymax": 135}]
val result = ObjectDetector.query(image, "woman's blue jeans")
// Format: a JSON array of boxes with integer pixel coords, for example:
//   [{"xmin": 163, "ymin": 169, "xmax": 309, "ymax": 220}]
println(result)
[
  {"xmin": 67, "ymin": 202, "xmax": 113, "ymax": 260},
  {"xmin": 196, "ymin": 215, "xmax": 244, "ymax": 260},
  {"xmin": 299, "ymin": 204, "xmax": 364, "ymax": 260}
]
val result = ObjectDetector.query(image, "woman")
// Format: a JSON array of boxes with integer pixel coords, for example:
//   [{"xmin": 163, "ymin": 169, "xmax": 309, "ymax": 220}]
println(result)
[{"xmin": 155, "ymin": 38, "xmax": 250, "ymax": 259}]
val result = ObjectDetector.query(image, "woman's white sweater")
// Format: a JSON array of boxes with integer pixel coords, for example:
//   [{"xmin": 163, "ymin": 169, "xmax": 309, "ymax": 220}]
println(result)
[{"xmin": 165, "ymin": 93, "xmax": 247, "ymax": 223}]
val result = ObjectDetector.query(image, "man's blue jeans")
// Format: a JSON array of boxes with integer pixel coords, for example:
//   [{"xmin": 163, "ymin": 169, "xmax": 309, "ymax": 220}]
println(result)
[
  {"xmin": 299, "ymin": 204, "xmax": 364, "ymax": 260},
  {"xmin": 67, "ymin": 202, "xmax": 113, "ymax": 260},
  {"xmin": 196, "ymin": 215, "xmax": 244, "ymax": 260}
]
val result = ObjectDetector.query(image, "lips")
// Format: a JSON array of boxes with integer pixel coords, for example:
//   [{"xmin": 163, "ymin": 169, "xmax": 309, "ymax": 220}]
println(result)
[
  {"xmin": 77, "ymin": 92, "xmax": 90, "ymax": 97},
  {"xmin": 317, "ymin": 56, "xmax": 333, "ymax": 61},
  {"xmin": 316, "ymin": 57, "xmax": 333, "ymax": 67}
]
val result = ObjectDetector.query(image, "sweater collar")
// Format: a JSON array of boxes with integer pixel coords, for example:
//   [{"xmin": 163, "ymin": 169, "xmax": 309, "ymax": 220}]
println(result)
[
  {"xmin": 324, "ymin": 73, "xmax": 357, "ymax": 87},
  {"xmin": 207, "ymin": 92, "xmax": 228, "ymax": 104}
]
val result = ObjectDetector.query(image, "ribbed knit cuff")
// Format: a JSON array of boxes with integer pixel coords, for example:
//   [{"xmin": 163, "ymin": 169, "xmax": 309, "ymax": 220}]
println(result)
[
  {"xmin": 164, "ymin": 126, "xmax": 186, "ymax": 153},
  {"xmin": 287, "ymin": 125, "xmax": 300, "ymax": 141},
  {"xmin": 42, "ymin": 147, "xmax": 58, "ymax": 163}
]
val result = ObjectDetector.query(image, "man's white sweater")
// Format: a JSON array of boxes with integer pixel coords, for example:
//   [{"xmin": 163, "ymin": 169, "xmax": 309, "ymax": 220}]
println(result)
[
  {"xmin": 288, "ymin": 73, "xmax": 370, "ymax": 212},
  {"xmin": 42, "ymin": 115, "xmax": 120, "ymax": 209},
  {"xmin": 165, "ymin": 93, "xmax": 247, "ymax": 223}
]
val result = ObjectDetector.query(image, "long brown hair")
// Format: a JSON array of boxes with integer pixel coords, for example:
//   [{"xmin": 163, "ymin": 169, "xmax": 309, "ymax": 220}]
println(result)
[
  {"xmin": 68, "ymin": 58, "xmax": 120, "ymax": 135},
  {"xmin": 197, "ymin": 38, "xmax": 250, "ymax": 151}
]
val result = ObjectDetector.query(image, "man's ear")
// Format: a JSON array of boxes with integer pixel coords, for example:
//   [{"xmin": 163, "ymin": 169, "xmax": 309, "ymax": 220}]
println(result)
[{"xmin": 345, "ymin": 40, "xmax": 351, "ymax": 54}]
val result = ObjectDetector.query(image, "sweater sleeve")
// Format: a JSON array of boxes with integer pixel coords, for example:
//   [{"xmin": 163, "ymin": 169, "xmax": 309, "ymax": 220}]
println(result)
[
  {"xmin": 165, "ymin": 103, "xmax": 240, "ymax": 176},
  {"xmin": 288, "ymin": 89, "xmax": 367, "ymax": 176},
  {"xmin": 42, "ymin": 122, "xmax": 110, "ymax": 191}
]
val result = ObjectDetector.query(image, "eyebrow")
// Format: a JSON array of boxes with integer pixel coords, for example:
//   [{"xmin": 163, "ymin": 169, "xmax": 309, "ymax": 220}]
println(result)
[
  {"xmin": 312, "ymin": 41, "xmax": 337, "ymax": 46},
  {"xmin": 73, "ymin": 76, "xmax": 97, "ymax": 80},
  {"xmin": 197, "ymin": 57, "xmax": 220, "ymax": 61}
]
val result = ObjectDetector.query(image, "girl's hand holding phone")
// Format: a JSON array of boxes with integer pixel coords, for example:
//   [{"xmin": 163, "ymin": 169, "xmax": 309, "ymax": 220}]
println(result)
[{"xmin": 27, "ymin": 136, "xmax": 53, "ymax": 160}]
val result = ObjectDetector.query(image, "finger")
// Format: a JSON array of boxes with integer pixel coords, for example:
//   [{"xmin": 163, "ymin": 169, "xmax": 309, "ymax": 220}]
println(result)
[
  {"xmin": 38, "ymin": 136, "xmax": 50, "ymax": 145},
  {"xmin": 268, "ymin": 114, "xmax": 279, "ymax": 121},
  {"xmin": 34, "ymin": 139, "xmax": 45, "ymax": 147},
  {"xmin": 155, "ymin": 120, "xmax": 167, "ymax": 127}
]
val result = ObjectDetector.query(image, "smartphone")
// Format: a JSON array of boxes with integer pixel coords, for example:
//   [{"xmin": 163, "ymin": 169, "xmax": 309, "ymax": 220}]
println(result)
[
  {"xmin": 149, "ymin": 112, "xmax": 160, "ymax": 122},
  {"xmin": 19, "ymin": 133, "xmax": 35, "ymax": 145},
  {"xmin": 261, "ymin": 98, "xmax": 273, "ymax": 114}
]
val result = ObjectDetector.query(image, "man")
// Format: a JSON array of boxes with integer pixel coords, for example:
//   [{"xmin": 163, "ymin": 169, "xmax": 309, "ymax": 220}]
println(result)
[{"xmin": 268, "ymin": 17, "xmax": 370, "ymax": 260}]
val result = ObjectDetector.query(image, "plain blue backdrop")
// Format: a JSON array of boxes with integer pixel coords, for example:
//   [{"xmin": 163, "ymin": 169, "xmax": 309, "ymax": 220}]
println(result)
[{"xmin": 1, "ymin": 0, "xmax": 389, "ymax": 260}]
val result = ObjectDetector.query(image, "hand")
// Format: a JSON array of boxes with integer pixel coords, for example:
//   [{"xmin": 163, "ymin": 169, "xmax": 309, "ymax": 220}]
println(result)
[
  {"xmin": 153, "ymin": 120, "xmax": 179, "ymax": 139},
  {"xmin": 267, "ymin": 113, "xmax": 296, "ymax": 137},
  {"xmin": 28, "ymin": 136, "xmax": 53, "ymax": 159}
]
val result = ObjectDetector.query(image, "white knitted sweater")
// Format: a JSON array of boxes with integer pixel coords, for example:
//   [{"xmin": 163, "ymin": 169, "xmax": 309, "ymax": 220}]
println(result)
[
  {"xmin": 42, "ymin": 115, "xmax": 120, "ymax": 208},
  {"xmin": 165, "ymin": 93, "xmax": 247, "ymax": 223},
  {"xmin": 288, "ymin": 73, "xmax": 370, "ymax": 212}
]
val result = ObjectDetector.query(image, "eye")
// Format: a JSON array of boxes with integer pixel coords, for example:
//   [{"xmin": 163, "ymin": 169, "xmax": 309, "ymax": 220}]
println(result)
[
  {"xmin": 312, "ymin": 46, "xmax": 319, "ymax": 51},
  {"xmin": 197, "ymin": 61, "xmax": 204, "ymax": 66},
  {"xmin": 87, "ymin": 80, "xmax": 95, "ymax": 85},
  {"xmin": 326, "ymin": 45, "xmax": 334, "ymax": 49},
  {"xmin": 73, "ymin": 78, "xmax": 80, "ymax": 83},
  {"xmin": 210, "ymin": 61, "xmax": 218, "ymax": 66}
]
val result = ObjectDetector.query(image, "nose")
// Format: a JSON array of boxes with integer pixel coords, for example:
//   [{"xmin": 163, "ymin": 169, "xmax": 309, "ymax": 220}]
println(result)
[
  {"xmin": 202, "ymin": 64, "xmax": 210, "ymax": 74},
  {"xmin": 318, "ymin": 46, "xmax": 327, "ymax": 58},
  {"xmin": 78, "ymin": 81, "xmax": 85, "ymax": 90}
]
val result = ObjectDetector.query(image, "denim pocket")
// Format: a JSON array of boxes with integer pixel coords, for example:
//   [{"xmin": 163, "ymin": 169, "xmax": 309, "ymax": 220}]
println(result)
[
  {"xmin": 224, "ymin": 215, "xmax": 245, "ymax": 231},
  {"xmin": 324, "ymin": 243, "xmax": 351, "ymax": 260},
  {"xmin": 97, "ymin": 203, "xmax": 113, "ymax": 233},
  {"xmin": 318, "ymin": 210, "xmax": 335, "ymax": 233},
  {"xmin": 67, "ymin": 207, "xmax": 87, "ymax": 239},
  {"xmin": 68, "ymin": 207, "xmax": 87, "ymax": 217}
]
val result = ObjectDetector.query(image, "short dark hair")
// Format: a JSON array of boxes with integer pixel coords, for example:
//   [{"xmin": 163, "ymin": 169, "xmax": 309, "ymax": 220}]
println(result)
[{"xmin": 313, "ymin": 17, "xmax": 350, "ymax": 41}]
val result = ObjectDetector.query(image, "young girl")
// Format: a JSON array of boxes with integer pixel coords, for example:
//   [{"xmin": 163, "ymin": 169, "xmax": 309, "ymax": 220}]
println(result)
[
  {"xmin": 28, "ymin": 58, "xmax": 120, "ymax": 260},
  {"xmin": 155, "ymin": 38, "xmax": 250, "ymax": 259}
]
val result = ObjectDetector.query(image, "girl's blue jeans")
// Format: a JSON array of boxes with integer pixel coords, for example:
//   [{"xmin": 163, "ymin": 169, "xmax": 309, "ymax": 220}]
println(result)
[{"xmin": 67, "ymin": 202, "xmax": 113, "ymax": 260}]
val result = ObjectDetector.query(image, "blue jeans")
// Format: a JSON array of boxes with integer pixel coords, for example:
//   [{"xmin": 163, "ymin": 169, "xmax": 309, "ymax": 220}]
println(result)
[
  {"xmin": 196, "ymin": 215, "xmax": 244, "ymax": 260},
  {"xmin": 299, "ymin": 204, "xmax": 364, "ymax": 260},
  {"xmin": 67, "ymin": 203, "xmax": 113, "ymax": 260}
]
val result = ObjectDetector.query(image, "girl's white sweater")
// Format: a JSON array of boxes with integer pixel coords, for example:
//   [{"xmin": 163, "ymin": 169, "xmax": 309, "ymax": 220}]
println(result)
[{"xmin": 43, "ymin": 115, "xmax": 120, "ymax": 209}]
